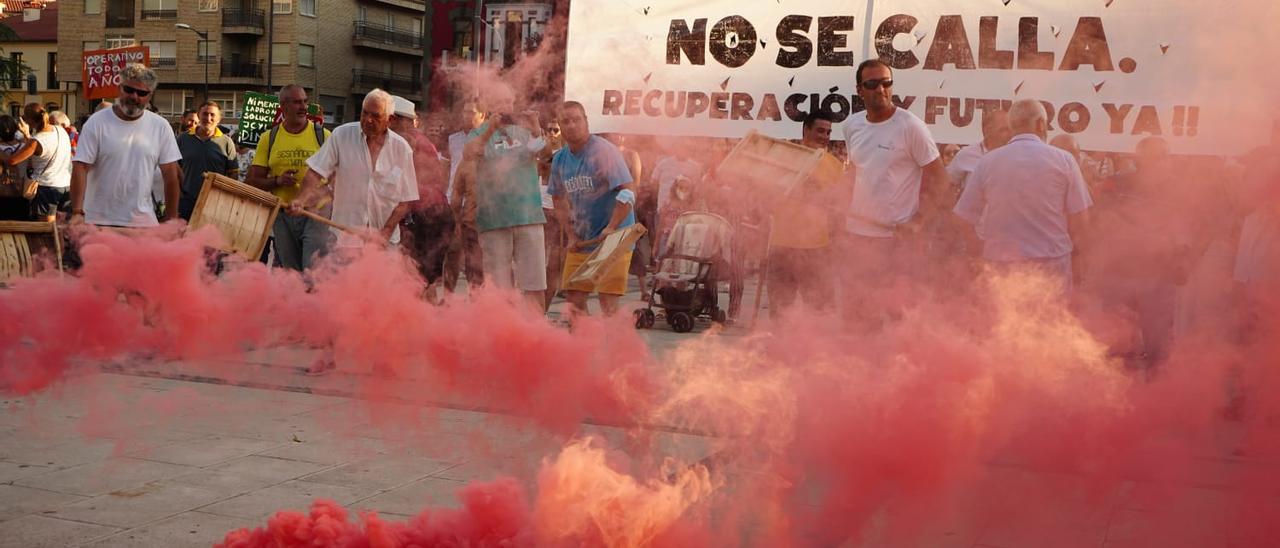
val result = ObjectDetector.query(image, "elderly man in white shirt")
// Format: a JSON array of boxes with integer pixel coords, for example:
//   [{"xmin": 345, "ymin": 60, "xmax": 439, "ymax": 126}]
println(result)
[
  {"xmin": 290, "ymin": 88, "xmax": 419, "ymax": 249},
  {"xmin": 953, "ymin": 99, "xmax": 1093, "ymax": 294}
]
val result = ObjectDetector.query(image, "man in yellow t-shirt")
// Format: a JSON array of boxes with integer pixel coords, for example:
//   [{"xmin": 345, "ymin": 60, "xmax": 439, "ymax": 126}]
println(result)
[
  {"xmin": 767, "ymin": 111, "xmax": 849, "ymax": 312},
  {"xmin": 245, "ymin": 84, "xmax": 332, "ymax": 271}
]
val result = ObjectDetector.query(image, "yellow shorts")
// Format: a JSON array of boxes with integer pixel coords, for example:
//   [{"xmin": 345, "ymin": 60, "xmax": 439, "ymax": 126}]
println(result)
[{"xmin": 562, "ymin": 251, "xmax": 633, "ymax": 295}]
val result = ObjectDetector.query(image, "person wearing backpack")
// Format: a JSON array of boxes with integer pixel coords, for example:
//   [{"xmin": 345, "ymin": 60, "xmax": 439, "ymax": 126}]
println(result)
[{"xmin": 245, "ymin": 84, "xmax": 332, "ymax": 271}]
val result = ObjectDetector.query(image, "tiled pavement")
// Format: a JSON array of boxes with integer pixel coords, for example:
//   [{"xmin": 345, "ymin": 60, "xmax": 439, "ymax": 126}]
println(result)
[{"xmin": 2, "ymin": 286, "xmax": 1278, "ymax": 546}]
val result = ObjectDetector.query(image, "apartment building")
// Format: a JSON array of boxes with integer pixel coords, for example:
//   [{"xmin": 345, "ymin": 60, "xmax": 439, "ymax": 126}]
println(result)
[
  {"xmin": 2, "ymin": 1, "xmax": 73, "ymax": 118},
  {"xmin": 54, "ymin": 0, "xmax": 426, "ymax": 126}
]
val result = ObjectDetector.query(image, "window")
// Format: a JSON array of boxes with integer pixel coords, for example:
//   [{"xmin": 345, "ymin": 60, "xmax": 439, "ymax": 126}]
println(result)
[
  {"xmin": 9, "ymin": 53, "xmax": 22, "ymax": 88},
  {"xmin": 152, "ymin": 89, "xmax": 190, "ymax": 118},
  {"xmin": 46, "ymin": 52, "xmax": 57, "ymax": 89},
  {"xmin": 142, "ymin": 41, "xmax": 177, "ymax": 68},
  {"xmin": 357, "ymin": 6, "xmax": 366, "ymax": 21},
  {"xmin": 208, "ymin": 92, "xmax": 242, "ymax": 119},
  {"xmin": 104, "ymin": 37, "xmax": 136, "ymax": 49},
  {"xmin": 298, "ymin": 44, "xmax": 314, "ymax": 67},
  {"xmin": 299, "ymin": 0, "xmax": 314, "ymax": 17},
  {"xmin": 411, "ymin": 18, "xmax": 422, "ymax": 38},
  {"xmin": 141, "ymin": 0, "xmax": 178, "ymax": 18},
  {"xmin": 84, "ymin": 0, "xmax": 101, "ymax": 14},
  {"xmin": 199, "ymin": 0, "xmax": 219, "ymax": 11},
  {"xmin": 271, "ymin": 43, "xmax": 290, "ymax": 65},
  {"xmin": 197, "ymin": 40, "xmax": 217, "ymax": 63},
  {"xmin": 272, "ymin": 0, "xmax": 290, "ymax": 14}
]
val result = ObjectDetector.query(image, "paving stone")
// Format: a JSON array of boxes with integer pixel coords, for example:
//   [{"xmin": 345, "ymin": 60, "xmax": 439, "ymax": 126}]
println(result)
[
  {"xmin": 198, "ymin": 480, "xmax": 380, "ymax": 520},
  {"xmin": 0, "ymin": 484, "xmax": 89, "ymax": 523},
  {"xmin": 255, "ymin": 436, "xmax": 387, "ymax": 465},
  {"xmin": 301, "ymin": 456, "xmax": 458, "ymax": 491},
  {"xmin": 0, "ymin": 514, "xmax": 121, "ymax": 548},
  {"xmin": 48, "ymin": 481, "xmax": 228, "ymax": 529},
  {"xmin": 129, "ymin": 435, "xmax": 285, "ymax": 467},
  {"xmin": 14, "ymin": 457, "xmax": 197, "ymax": 497},
  {"xmin": 350, "ymin": 477, "xmax": 466, "ymax": 515},
  {"xmin": 0, "ymin": 436, "xmax": 122, "ymax": 469},
  {"xmin": 169, "ymin": 456, "xmax": 334, "ymax": 496},
  {"xmin": 0, "ymin": 460, "xmax": 50, "ymax": 483},
  {"xmin": 82, "ymin": 510, "xmax": 255, "ymax": 548}
]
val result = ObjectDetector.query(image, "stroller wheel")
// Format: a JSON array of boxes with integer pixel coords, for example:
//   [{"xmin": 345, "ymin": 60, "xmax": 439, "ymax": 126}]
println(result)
[
  {"xmin": 712, "ymin": 308, "xmax": 728, "ymax": 325},
  {"xmin": 634, "ymin": 308, "xmax": 656, "ymax": 329},
  {"xmin": 668, "ymin": 311, "xmax": 695, "ymax": 333}
]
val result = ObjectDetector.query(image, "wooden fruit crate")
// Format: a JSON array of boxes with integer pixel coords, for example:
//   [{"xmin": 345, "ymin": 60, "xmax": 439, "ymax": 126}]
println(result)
[
  {"xmin": 0, "ymin": 221, "xmax": 62, "ymax": 283},
  {"xmin": 188, "ymin": 172, "xmax": 281, "ymax": 260},
  {"xmin": 715, "ymin": 130, "xmax": 844, "ymax": 197},
  {"xmin": 568, "ymin": 224, "xmax": 648, "ymax": 285}
]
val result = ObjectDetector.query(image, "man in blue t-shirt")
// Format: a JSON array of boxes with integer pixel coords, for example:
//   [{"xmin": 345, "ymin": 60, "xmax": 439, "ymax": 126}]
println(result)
[{"xmin": 548, "ymin": 101, "xmax": 636, "ymax": 317}]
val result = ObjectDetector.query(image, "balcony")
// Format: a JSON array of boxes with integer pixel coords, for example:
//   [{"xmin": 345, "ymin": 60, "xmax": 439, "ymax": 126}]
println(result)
[
  {"xmin": 140, "ymin": 9, "xmax": 177, "ymax": 20},
  {"xmin": 361, "ymin": 0, "xmax": 425, "ymax": 13},
  {"xmin": 221, "ymin": 60, "xmax": 264, "ymax": 79},
  {"xmin": 351, "ymin": 68, "xmax": 421, "ymax": 97},
  {"xmin": 222, "ymin": 8, "xmax": 265, "ymax": 35},
  {"xmin": 152, "ymin": 57, "xmax": 177, "ymax": 69},
  {"xmin": 352, "ymin": 22, "xmax": 423, "ymax": 57}
]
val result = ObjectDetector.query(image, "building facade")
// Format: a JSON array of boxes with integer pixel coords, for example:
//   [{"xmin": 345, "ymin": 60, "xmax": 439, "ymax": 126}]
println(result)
[
  {"xmin": 55, "ymin": 0, "xmax": 427, "ymax": 127},
  {"xmin": 2, "ymin": 1, "xmax": 73, "ymax": 118}
]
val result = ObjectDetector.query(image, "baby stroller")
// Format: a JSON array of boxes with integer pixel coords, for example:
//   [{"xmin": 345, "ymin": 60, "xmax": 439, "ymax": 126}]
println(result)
[{"xmin": 635, "ymin": 211, "xmax": 733, "ymax": 333}]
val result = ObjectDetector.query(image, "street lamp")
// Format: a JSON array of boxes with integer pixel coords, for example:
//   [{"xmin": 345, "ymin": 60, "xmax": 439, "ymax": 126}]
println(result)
[{"xmin": 175, "ymin": 23, "xmax": 210, "ymax": 101}]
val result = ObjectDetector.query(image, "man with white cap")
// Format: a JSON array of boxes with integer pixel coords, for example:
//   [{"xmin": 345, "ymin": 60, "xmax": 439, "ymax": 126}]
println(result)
[{"xmin": 390, "ymin": 95, "xmax": 453, "ymax": 302}]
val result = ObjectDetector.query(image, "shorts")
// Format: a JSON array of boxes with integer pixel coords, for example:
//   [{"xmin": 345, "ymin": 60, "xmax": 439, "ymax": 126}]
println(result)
[
  {"xmin": 563, "ymin": 250, "xmax": 633, "ymax": 296},
  {"xmin": 479, "ymin": 223, "xmax": 547, "ymax": 291},
  {"xmin": 31, "ymin": 185, "xmax": 69, "ymax": 219}
]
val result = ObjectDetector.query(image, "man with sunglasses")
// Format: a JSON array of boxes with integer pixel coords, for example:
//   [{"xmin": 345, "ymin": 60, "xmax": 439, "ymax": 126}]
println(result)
[
  {"xmin": 70, "ymin": 63, "xmax": 181, "ymax": 227},
  {"xmin": 839, "ymin": 59, "xmax": 952, "ymax": 327}
]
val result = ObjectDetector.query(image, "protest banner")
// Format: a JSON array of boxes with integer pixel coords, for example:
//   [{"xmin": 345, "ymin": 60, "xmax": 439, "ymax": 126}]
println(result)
[
  {"xmin": 565, "ymin": 0, "xmax": 1280, "ymax": 154},
  {"xmin": 236, "ymin": 92, "xmax": 279, "ymax": 147},
  {"xmin": 236, "ymin": 92, "xmax": 324, "ymax": 147},
  {"xmin": 81, "ymin": 47, "xmax": 149, "ymax": 100}
]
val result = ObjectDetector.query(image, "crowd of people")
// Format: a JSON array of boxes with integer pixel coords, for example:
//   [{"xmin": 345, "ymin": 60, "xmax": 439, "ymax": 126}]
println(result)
[{"xmin": 7, "ymin": 60, "xmax": 1280, "ymax": 375}]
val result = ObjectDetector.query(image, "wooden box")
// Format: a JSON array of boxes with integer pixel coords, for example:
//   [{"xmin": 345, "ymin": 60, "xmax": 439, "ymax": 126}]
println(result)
[
  {"xmin": 0, "ymin": 221, "xmax": 61, "ymax": 283},
  {"xmin": 568, "ymin": 224, "xmax": 648, "ymax": 285},
  {"xmin": 188, "ymin": 173, "xmax": 281, "ymax": 260},
  {"xmin": 715, "ymin": 130, "xmax": 845, "ymax": 197}
]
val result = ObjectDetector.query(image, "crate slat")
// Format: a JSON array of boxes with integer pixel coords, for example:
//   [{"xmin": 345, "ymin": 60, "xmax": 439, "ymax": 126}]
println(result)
[{"xmin": 188, "ymin": 173, "xmax": 281, "ymax": 260}]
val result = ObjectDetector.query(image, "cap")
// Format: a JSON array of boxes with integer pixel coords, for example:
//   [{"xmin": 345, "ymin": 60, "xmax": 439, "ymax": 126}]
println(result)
[{"xmin": 392, "ymin": 96, "xmax": 417, "ymax": 119}]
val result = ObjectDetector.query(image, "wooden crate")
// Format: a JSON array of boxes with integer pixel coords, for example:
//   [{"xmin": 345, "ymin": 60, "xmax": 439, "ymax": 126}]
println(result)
[
  {"xmin": 0, "ymin": 221, "xmax": 61, "ymax": 282},
  {"xmin": 568, "ymin": 224, "xmax": 648, "ymax": 285},
  {"xmin": 715, "ymin": 130, "xmax": 845, "ymax": 197},
  {"xmin": 188, "ymin": 172, "xmax": 281, "ymax": 260}
]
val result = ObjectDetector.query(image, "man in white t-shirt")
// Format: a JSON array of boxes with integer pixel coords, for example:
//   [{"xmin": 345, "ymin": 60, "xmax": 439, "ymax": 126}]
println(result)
[
  {"xmin": 69, "ymin": 64, "xmax": 181, "ymax": 227},
  {"xmin": 839, "ymin": 59, "xmax": 953, "ymax": 327}
]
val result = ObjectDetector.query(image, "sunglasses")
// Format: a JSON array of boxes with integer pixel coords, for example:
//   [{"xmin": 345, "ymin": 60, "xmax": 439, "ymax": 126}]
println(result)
[
  {"xmin": 121, "ymin": 84, "xmax": 151, "ymax": 98},
  {"xmin": 860, "ymin": 78, "xmax": 893, "ymax": 90},
  {"xmin": 545, "ymin": 127, "xmax": 561, "ymax": 134}
]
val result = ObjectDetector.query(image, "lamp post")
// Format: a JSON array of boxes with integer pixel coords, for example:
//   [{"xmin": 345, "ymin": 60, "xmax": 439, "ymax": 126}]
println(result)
[{"xmin": 174, "ymin": 23, "xmax": 210, "ymax": 102}]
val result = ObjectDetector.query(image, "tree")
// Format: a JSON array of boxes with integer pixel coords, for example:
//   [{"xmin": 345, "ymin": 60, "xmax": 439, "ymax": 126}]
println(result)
[{"xmin": 0, "ymin": 21, "xmax": 33, "ymax": 93}]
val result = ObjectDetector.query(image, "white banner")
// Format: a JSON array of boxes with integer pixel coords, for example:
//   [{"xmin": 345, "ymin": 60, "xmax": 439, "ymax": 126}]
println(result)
[{"xmin": 565, "ymin": 0, "xmax": 1280, "ymax": 154}]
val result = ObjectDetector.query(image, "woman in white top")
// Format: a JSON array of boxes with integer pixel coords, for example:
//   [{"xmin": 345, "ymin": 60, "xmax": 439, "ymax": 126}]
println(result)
[{"xmin": 2, "ymin": 103, "xmax": 72, "ymax": 221}]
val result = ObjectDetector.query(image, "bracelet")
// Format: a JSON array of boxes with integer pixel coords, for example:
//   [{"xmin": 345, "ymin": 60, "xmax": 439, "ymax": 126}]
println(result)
[{"xmin": 72, "ymin": 208, "xmax": 85, "ymax": 215}]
